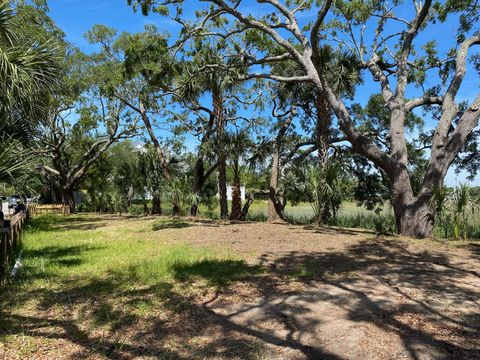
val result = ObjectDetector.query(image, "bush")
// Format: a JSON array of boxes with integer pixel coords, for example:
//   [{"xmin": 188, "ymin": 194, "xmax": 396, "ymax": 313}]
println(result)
[
  {"xmin": 246, "ymin": 212, "xmax": 267, "ymax": 222},
  {"xmin": 128, "ymin": 204, "xmax": 144, "ymax": 216}
]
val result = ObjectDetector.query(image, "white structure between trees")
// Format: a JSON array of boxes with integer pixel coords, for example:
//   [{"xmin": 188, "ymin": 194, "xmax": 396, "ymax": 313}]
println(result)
[{"xmin": 217, "ymin": 186, "xmax": 246, "ymax": 201}]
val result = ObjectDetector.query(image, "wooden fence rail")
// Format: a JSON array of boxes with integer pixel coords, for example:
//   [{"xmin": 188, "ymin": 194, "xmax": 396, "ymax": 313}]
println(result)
[
  {"xmin": 0, "ymin": 203, "xmax": 70, "ymax": 279},
  {"xmin": 0, "ymin": 209, "xmax": 28, "ymax": 279},
  {"xmin": 28, "ymin": 204, "xmax": 70, "ymax": 215}
]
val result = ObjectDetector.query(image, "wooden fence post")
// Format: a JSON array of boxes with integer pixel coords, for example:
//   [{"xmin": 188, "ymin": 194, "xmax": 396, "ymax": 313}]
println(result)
[{"xmin": 0, "ymin": 229, "xmax": 7, "ymax": 278}]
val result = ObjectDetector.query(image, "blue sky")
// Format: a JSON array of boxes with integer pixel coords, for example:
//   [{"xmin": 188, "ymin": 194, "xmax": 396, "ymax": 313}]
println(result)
[{"xmin": 46, "ymin": 0, "xmax": 480, "ymax": 186}]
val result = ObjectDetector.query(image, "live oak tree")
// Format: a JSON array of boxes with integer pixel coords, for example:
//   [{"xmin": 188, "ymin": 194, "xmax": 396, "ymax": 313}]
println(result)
[
  {"xmin": 39, "ymin": 55, "xmax": 140, "ymax": 213},
  {"xmin": 131, "ymin": 0, "xmax": 480, "ymax": 237},
  {"xmin": 84, "ymin": 25, "xmax": 184, "ymax": 213}
]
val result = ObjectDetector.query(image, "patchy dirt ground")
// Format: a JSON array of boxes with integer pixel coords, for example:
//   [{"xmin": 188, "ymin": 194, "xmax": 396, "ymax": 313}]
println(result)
[
  {"xmin": 153, "ymin": 219, "xmax": 480, "ymax": 359},
  {"xmin": 1, "ymin": 215, "xmax": 479, "ymax": 359}
]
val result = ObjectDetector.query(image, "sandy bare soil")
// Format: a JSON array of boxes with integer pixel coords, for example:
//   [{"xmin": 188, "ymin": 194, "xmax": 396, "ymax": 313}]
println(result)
[
  {"xmin": 1, "ymin": 216, "xmax": 479, "ymax": 359},
  {"xmin": 153, "ymin": 219, "xmax": 480, "ymax": 359}
]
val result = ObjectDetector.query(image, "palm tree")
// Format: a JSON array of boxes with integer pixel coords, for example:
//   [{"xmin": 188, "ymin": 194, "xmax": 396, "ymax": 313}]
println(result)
[
  {"xmin": 0, "ymin": 2, "xmax": 59, "ymax": 122},
  {"xmin": 273, "ymin": 46, "xmax": 361, "ymax": 224},
  {"xmin": 275, "ymin": 46, "xmax": 361, "ymax": 168},
  {"xmin": 0, "ymin": 1, "xmax": 60, "ymax": 182},
  {"xmin": 0, "ymin": 138, "xmax": 32, "ymax": 182},
  {"xmin": 177, "ymin": 44, "xmax": 245, "ymax": 219},
  {"xmin": 225, "ymin": 130, "xmax": 251, "ymax": 221},
  {"xmin": 139, "ymin": 144, "xmax": 165, "ymax": 214}
]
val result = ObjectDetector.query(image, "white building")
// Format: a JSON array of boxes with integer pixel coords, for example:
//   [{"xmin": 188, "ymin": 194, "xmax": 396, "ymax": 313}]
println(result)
[{"xmin": 218, "ymin": 186, "xmax": 246, "ymax": 201}]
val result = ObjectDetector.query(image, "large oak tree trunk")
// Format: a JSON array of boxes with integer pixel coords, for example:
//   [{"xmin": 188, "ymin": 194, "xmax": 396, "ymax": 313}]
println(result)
[
  {"xmin": 393, "ymin": 195, "xmax": 434, "ymax": 238},
  {"xmin": 391, "ymin": 173, "xmax": 434, "ymax": 237},
  {"xmin": 213, "ymin": 89, "xmax": 228, "ymax": 219},
  {"xmin": 61, "ymin": 187, "xmax": 75, "ymax": 214}
]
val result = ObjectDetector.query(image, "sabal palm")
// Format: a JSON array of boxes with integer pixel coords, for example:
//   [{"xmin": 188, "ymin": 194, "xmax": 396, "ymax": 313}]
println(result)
[
  {"xmin": 0, "ymin": 1, "xmax": 60, "ymax": 122},
  {"xmin": 177, "ymin": 43, "xmax": 245, "ymax": 219},
  {"xmin": 304, "ymin": 161, "xmax": 343, "ymax": 225},
  {"xmin": 0, "ymin": 1, "xmax": 60, "ymax": 182},
  {"xmin": 274, "ymin": 46, "xmax": 361, "ymax": 165},
  {"xmin": 139, "ymin": 145, "xmax": 165, "ymax": 214},
  {"xmin": 275, "ymin": 45, "xmax": 361, "ymax": 108},
  {"xmin": 272, "ymin": 47, "xmax": 360, "ymax": 223},
  {"xmin": 226, "ymin": 130, "xmax": 251, "ymax": 220}
]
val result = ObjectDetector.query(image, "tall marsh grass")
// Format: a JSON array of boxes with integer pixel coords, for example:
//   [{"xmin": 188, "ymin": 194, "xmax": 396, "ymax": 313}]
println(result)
[{"xmin": 83, "ymin": 188, "xmax": 480, "ymax": 239}]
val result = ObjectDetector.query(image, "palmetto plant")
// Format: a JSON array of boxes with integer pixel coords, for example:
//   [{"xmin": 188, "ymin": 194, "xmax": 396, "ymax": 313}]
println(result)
[
  {"xmin": 108, "ymin": 190, "xmax": 125, "ymax": 215},
  {"xmin": 0, "ymin": 1, "xmax": 60, "ymax": 183},
  {"xmin": 450, "ymin": 184, "xmax": 478, "ymax": 240},
  {"xmin": 430, "ymin": 185, "xmax": 450, "ymax": 238},
  {"xmin": 430, "ymin": 184, "xmax": 479, "ymax": 240},
  {"xmin": 0, "ymin": 136, "xmax": 32, "ymax": 183},
  {"xmin": 0, "ymin": 1, "xmax": 60, "ymax": 120},
  {"xmin": 226, "ymin": 130, "xmax": 252, "ymax": 220},
  {"xmin": 302, "ymin": 160, "xmax": 344, "ymax": 225},
  {"xmin": 164, "ymin": 180, "xmax": 185, "ymax": 216}
]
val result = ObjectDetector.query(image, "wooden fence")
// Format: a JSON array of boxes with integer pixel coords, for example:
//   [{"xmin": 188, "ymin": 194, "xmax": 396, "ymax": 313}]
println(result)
[
  {"xmin": 0, "ymin": 209, "xmax": 28, "ymax": 278},
  {"xmin": 0, "ymin": 204, "xmax": 71, "ymax": 279},
  {"xmin": 28, "ymin": 204, "xmax": 70, "ymax": 215}
]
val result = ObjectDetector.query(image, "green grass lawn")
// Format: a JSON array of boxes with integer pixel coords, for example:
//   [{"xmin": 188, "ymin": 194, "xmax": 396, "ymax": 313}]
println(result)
[
  {"xmin": 1, "ymin": 215, "xmax": 259, "ymax": 328},
  {"xmin": 0, "ymin": 214, "xmax": 266, "ymax": 358},
  {"xmin": 15, "ymin": 214, "xmax": 257, "ymax": 288}
]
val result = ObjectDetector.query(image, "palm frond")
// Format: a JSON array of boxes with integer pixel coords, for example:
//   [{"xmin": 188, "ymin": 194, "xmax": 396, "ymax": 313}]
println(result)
[{"xmin": 0, "ymin": 137, "xmax": 33, "ymax": 183}]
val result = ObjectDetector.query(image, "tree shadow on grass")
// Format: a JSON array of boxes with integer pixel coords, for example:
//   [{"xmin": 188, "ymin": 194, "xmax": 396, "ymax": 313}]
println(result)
[
  {"xmin": 1, "ymin": 257, "xmax": 334, "ymax": 359},
  {"xmin": 152, "ymin": 217, "xmax": 227, "ymax": 231},
  {"xmin": 152, "ymin": 219, "xmax": 192, "ymax": 231},
  {"xmin": 172, "ymin": 259, "xmax": 263, "ymax": 286},
  {"xmin": 24, "ymin": 244, "xmax": 101, "ymax": 260},
  {"xmin": 2, "ymin": 237, "xmax": 479, "ymax": 359},
  {"xmin": 26, "ymin": 214, "xmax": 108, "ymax": 232},
  {"xmin": 15, "ymin": 244, "xmax": 105, "ymax": 283}
]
